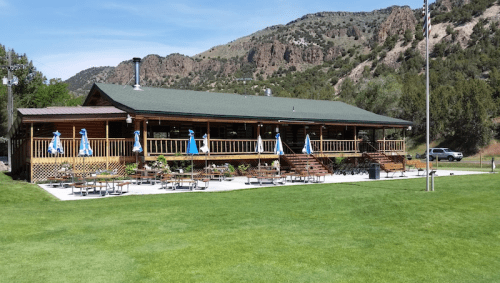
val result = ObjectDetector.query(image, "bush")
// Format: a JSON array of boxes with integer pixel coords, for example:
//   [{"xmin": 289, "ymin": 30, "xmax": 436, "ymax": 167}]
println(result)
[{"xmin": 125, "ymin": 163, "xmax": 137, "ymax": 175}]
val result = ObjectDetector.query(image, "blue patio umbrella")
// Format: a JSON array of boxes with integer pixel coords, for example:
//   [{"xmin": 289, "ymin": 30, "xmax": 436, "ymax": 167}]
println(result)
[
  {"xmin": 132, "ymin": 130, "xmax": 143, "ymax": 164},
  {"xmin": 186, "ymin": 129, "xmax": 198, "ymax": 175},
  {"xmin": 48, "ymin": 131, "xmax": 64, "ymax": 174},
  {"xmin": 255, "ymin": 135, "xmax": 264, "ymax": 169},
  {"xmin": 274, "ymin": 133, "xmax": 284, "ymax": 156},
  {"xmin": 79, "ymin": 129, "xmax": 93, "ymax": 177},
  {"xmin": 302, "ymin": 134, "xmax": 313, "ymax": 174}
]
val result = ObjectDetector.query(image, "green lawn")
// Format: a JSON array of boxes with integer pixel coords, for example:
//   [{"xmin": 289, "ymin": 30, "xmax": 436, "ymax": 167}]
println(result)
[{"xmin": 1, "ymin": 172, "xmax": 499, "ymax": 282}]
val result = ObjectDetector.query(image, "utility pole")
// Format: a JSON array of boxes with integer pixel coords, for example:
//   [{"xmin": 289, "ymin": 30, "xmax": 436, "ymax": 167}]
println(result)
[
  {"xmin": 2, "ymin": 49, "xmax": 32, "ymax": 172},
  {"xmin": 7, "ymin": 50, "xmax": 12, "ymax": 172},
  {"xmin": 423, "ymin": 0, "xmax": 432, "ymax": 192}
]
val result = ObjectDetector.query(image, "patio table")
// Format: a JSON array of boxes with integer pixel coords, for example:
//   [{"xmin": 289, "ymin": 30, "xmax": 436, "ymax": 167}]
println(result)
[
  {"xmin": 88, "ymin": 174, "xmax": 120, "ymax": 195},
  {"xmin": 136, "ymin": 169, "xmax": 162, "ymax": 184},
  {"xmin": 171, "ymin": 172, "xmax": 201, "ymax": 190}
]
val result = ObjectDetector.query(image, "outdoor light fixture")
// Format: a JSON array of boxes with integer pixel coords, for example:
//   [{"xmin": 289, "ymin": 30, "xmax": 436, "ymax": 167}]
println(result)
[
  {"xmin": 276, "ymin": 127, "xmax": 279, "ymax": 133},
  {"xmin": 258, "ymin": 124, "xmax": 263, "ymax": 127},
  {"xmin": 126, "ymin": 114, "xmax": 132, "ymax": 124},
  {"xmin": 407, "ymin": 126, "xmax": 412, "ymax": 131}
]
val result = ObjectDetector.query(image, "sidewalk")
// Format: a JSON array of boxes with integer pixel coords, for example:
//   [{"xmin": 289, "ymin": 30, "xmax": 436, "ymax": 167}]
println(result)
[{"xmin": 38, "ymin": 169, "xmax": 488, "ymax": 201}]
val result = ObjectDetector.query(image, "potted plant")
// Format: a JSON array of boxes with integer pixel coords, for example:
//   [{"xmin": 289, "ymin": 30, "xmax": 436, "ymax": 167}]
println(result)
[
  {"xmin": 58, "ymin": 162, "xmax": 72, "ymax": 172},
  {"xmin": 237, "ymin": 164, "xmax": 250, "ymax": 175}
]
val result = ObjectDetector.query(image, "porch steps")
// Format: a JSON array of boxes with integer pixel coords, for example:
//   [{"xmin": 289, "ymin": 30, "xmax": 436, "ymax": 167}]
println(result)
[
  {"xmin": 282, "ymin": 154, "xmax": 331, "ymax": 174},
  {"xmin": 363, "ymin": 152, "xmax": 404, "ymax": 172}
]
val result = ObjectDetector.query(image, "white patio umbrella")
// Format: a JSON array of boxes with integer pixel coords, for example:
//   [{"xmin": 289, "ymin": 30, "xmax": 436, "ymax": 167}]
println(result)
[
  {"xmin": 48, "ymin": 130, "xmax": 64, "ymax": 174},
  {"xmin": 78, "ymin": 129, "xmax": 93, "ymax": 178},
  {"xmin": 186, "ymin": 129, "xmax": 199, "ymax": 177},
  {"xmin": 132, "ymin": 130, "xmax": 143, "ymax": 164},
  {"xmin": 200, "ymin": 133, "xmax": 210, "ymax": 172},
  {"xmin": 302, "ymin": 134, "xmax": 313, "ymax": 174},
  {"xmin": 255, "ymin": 135, "xmax": 264, "ymax": 170}
]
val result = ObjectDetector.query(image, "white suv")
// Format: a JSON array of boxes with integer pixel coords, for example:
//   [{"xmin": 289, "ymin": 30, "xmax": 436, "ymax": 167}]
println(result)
[{"xmin": 423, "ymin": 148, "xmax": 463, "ymax": 162}]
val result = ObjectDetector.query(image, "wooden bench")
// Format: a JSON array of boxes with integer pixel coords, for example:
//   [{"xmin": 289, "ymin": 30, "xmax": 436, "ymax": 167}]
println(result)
[
  {"xmin": 195, "ymin": 178, "xmax": 210, "ymax": 190},
  {"xmin": 383, "ymin": 163, "xmax": 406, "ymax": 178},
  {"xmin": 47, "ymin": 176, "xmax": 71, "ymax": 187},
  {"xmin": 245, "ymin": 174, "xmax": 257, "ymax": 184},
  {"xmin": 407, "ymin": 160, "xmax": 433, "ymax": 175},
  {"xmin": 73, "ymin": 184, "xmax": 106, "ymax": 196},
  {"xmin": 310, "ymin": 172, "xmax": 327, "ymax": 183},
  {"xmin": 160, "ymin": 176, "xmax": 176, "ymax": 190},
  {"xmin": 115, "ymin": 182, "xmax": 131, "ymax": 194},
  {"xmin": 288, "ymin": 172, "xmax": 311, "ymax": 183}
]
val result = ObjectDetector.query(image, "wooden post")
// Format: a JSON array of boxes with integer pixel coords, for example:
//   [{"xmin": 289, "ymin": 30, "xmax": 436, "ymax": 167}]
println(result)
[
  {"xmin": 320, "ymin": 125, "xmax": 323, "ymax": 153},
  {"xmin": 72, "ymin": 124, "xmax": 75, "ymax": 170},
  {"xmin": 30, "ymin": 123, "xmax": 33, "ymax": 183},
  {"xmin": 383, "ymin": 128, "xmax": 386, "ymax": 153},
  {"xmin": 354, "ymin": 126, "xmax": 357, "ymax": 153},
  {"xmin": 480, "ymin": 154, "xmax": 482, "ymax": 168},
  {"xmin": 106, "ymin": 120, "xmax": 109, "ymax": 170},
  {"xmin": 403, "ymin": 128, "xmax": 406, "ymax": 153},
  {"xmin": 207, "ymin": 121, "xmax": 210, "ymax": 157},
  {"xmin": 143, "ymin": 120, "xmax": 147, "ymax": 163}
]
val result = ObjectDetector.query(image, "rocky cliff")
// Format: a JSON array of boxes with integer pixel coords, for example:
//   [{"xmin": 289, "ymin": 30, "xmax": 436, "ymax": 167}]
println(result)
[{"xmin": 65, "ymin": 1, "xmax": 475, "ymax": 95}]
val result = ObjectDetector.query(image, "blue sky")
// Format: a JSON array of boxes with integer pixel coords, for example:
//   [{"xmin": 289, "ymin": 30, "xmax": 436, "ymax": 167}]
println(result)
[{"xmin": 1, "ymin": 0, "xmax": 433, "ymax": 81}]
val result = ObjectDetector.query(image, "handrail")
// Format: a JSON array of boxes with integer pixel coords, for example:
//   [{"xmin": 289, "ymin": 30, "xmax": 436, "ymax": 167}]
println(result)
[{"xmin": 282, "ymin": 142, "xmax": 295, "ymax": 155}]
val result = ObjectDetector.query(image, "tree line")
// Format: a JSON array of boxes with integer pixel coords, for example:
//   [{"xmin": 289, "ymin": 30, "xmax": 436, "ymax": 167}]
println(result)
[{"xmin": 0, "ymin": 45, "xmax": 83, "ymax": 142}]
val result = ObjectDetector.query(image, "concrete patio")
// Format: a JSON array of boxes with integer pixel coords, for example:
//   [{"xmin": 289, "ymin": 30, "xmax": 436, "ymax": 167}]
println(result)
[{"xmin": 37, "ymin": 169, "xmax": 489, "ymax": 201}]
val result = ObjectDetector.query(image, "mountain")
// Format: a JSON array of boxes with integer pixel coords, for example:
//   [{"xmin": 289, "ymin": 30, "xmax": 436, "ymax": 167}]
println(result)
[
  {"xmin": 65, "ymin": 0, "xmax": 496, "ymax": 97},
  {"xmin": 64, "ymin": 66, "xmax": 114, "ymax": 96},
  {"xmin": 65, "ymin": 5, "xmax": 416, "ymax": 93}
]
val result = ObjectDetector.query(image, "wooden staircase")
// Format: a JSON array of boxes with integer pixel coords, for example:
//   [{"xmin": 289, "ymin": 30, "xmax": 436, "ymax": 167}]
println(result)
[
  {"xmin": 363, "ymin": 152, "xmax": 404, "ymax": 172},
  {"xmin": 282, "ymin": 154, "xmax": 331, "ymax": 174}
]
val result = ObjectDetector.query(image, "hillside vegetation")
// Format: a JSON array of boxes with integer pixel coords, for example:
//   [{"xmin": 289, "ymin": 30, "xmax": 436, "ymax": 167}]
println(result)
[{"xmin": 2, "ymin": 0, "xmax": 499, "ymax": 155}]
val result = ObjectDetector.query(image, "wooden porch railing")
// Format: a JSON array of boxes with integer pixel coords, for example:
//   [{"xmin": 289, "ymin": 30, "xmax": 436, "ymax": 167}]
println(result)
[
  {"xmin": 32, "ymin": 138, "xmax": 406, "ymax": 158},
  {"xmin": 147, "ymin": 138, "xmax": 276, "ymax": 155},
  {"xmin": 377, "ymin": 140, "xmax": 405, "ymax": 153},
  {"xmin": 32, "ymin": 138, "xmax": 134, "ymax": 158},
  {"xmin": 311, "ymin": 140, "xmax": 357, "ymax": 153}
]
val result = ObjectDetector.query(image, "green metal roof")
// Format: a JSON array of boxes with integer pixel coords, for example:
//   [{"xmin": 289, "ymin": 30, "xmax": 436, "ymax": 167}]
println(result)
[{"xmin": 90, "ymin": 83, "xmax": 412, "ymax": 126}]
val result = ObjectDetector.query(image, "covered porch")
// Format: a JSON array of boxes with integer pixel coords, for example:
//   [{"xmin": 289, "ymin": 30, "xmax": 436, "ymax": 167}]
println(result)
[{"xmin": 14, "ymin": 114, "xmax": 407, "ymax": 183}]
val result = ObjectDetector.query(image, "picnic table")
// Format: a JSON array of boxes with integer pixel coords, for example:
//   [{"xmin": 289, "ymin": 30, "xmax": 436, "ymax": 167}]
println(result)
[{"xmin": 171, "ymin": 172, "xmax": 201, "ymax": 190}]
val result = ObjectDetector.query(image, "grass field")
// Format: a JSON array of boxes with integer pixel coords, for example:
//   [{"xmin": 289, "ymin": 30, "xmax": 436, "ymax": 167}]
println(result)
[{"xmin": 1, "ymin": 172, "xmax": 499, "ymax": 282}]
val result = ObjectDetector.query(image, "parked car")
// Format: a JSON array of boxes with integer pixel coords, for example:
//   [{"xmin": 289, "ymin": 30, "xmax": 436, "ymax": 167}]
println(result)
[{"xmin": 421, "ymin": 148, "xmax": 463, "ymax": 161}]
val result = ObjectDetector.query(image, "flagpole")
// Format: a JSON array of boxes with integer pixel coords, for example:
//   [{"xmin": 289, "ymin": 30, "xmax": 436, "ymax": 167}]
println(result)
[{"xmin": 425, "ymin": 0, "xmax": 431, "ymax": 192}]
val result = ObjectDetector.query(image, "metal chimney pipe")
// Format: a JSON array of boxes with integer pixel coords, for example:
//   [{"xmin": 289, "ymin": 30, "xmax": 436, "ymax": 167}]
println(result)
[{"xmin": 133, "ymin": 57, "xmax": 141, "ymax": 90}]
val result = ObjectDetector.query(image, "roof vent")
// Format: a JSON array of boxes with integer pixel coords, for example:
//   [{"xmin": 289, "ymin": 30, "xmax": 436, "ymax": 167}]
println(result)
[
  {"xmin": 133, "ymin": 57, "xmax": 142, "ymax": 91},
  {"xmin": 265, "ymin": 88, "xmax": 272, "ymax": 97}
]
